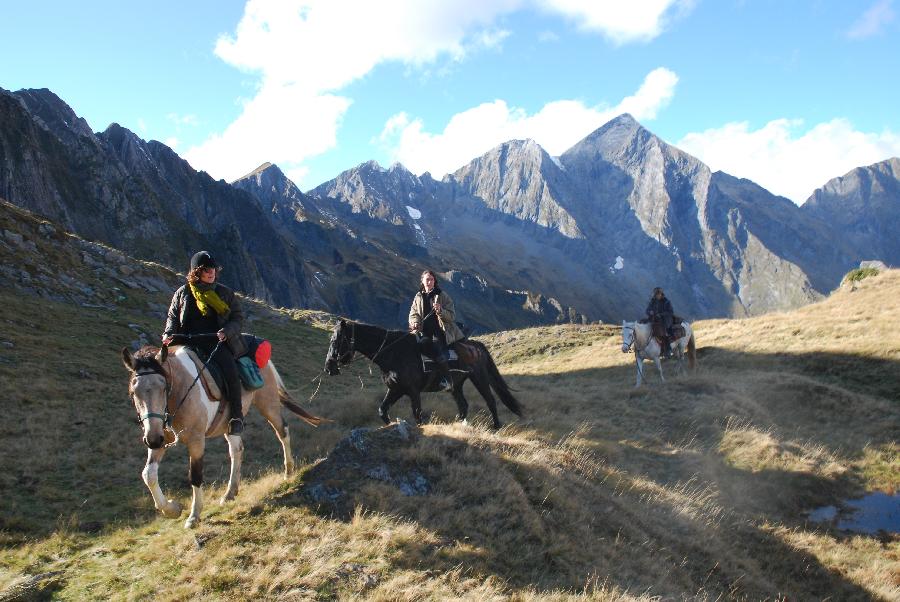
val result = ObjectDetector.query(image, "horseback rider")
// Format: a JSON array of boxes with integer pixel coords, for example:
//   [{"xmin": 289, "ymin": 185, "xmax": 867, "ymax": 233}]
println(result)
[
  {"xmin": 408, "ymin": 270, "xmax": 464, "ymax": 392},
  {"xmin": 162, "ymin": 251, "xmax": 247, "ymax": 435},
  {"xmin": 646, "ymin": 287, "xmax": 675, "ymax": 358}
]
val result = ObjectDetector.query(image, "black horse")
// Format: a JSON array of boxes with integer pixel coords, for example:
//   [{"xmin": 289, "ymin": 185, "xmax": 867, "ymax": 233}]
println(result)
[{"xmin": 323, "ymin": 320, "xmax": 523, "ymax": 429}]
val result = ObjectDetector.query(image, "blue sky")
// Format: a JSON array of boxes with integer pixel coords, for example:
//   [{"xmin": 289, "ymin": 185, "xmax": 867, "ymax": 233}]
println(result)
[{"xmin": 2, "ymin": 0, "xmax": 899, "ymax": 202}]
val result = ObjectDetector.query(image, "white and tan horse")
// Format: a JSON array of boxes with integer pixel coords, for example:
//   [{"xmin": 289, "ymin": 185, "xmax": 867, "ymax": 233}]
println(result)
[
  {"xmin": 122, "ymin": 344, "xmax": 324, "ymax": 528},
  {"xmin": 621, "ymin": 321, "xmax": 697, "ymax": 386}
]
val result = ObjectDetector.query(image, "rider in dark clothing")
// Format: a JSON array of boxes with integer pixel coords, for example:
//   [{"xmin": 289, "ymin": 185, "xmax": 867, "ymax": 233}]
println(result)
[
  {"xmin": 163, "ymin": 251, "xmax": 247, "ymax": 435},
  {"xmin": 646, "ymin": 287, "xmax": 675, "ymax": 357}
]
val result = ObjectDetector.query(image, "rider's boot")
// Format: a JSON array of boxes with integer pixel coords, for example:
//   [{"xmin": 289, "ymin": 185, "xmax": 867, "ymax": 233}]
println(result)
[
  {"xmin": 228, "ymin": 395, "xmax": 244, "ymax": 435},
  {"xmin": 436, "ymin": 360, "xmax": 454, "ymax": 392}
]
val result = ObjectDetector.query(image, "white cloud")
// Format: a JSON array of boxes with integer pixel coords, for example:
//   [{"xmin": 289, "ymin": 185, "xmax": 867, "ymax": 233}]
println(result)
[
  {"xmin": 184, "ymin": 83, "xmax": 351, "ymax": 183},
  {"xmin": 379, "ymin": 67, "xmax": 678, "ymax": 177},
  {"xmin": 538, "ymin": 0, "xmax": 693, "ymax": 44},
  {"xmin": 186, "ymin": 0, "xmax": 688, "ymax": 181},
  {"xmin": 847, "ymin": 0, "xmax": 895, "ymax": 39},
  {"xmin": 164, "ymin": 137, "xmax": 179, "ymax": 149},
  {"xmin": 676, "ymin": 118, "xmax": 900, "ymax": 204}
]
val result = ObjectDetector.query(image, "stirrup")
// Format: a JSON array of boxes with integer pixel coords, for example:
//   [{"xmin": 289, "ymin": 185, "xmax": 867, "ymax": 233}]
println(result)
[{"xmin": 228, "ymin": 418, "xmax": 244, "ymax": 435}]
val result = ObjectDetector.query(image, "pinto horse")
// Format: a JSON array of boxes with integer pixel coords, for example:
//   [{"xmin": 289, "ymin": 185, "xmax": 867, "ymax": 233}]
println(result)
[
  {"xmin": 122, "ymin": 343, "xmax": 324, "ymax": 528},
  {"xmin": 323, "ymin": 320, "xmax": 522, "ymax": 429},
  {"xmin": 621, "ymin": 320, "xmax": 697, "ymax": 386}
]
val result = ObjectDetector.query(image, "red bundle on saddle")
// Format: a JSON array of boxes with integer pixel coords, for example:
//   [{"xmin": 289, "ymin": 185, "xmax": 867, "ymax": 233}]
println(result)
[
  {"xmin": 242, "ymin": 334, "xmax": 272, "ymax": 368},
  {"xmin": 254, "ymin": 339, "xmax": 271, "ymax": 368}
]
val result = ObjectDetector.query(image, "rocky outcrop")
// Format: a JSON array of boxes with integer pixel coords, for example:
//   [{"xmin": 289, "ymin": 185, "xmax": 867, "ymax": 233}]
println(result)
[{"xmin": 802, "ymin": 157, "xmax": 900, "ymax": 267}]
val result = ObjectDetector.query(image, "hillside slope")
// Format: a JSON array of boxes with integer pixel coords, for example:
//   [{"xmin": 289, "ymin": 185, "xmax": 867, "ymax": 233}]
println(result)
[{"xmin": 0, "ymin": 202, "xmax": 897, "ymax": 600}]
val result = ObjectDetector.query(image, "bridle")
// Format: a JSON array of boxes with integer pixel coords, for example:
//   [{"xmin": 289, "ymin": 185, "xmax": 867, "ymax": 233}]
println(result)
[
  {"xmin": 131, "ymin": 364, "xmax": 173, "ymax": 425},
  {"xmin": 131, "ymin": 341, "xmax": 222, "ymax": 428},
  {"xmin": 622, "ymin": 324, "xmax": 636, "ymax": 353},
  {"xmin": 328, "ymin": 322, "xmax": 357, "ymax": 370}
]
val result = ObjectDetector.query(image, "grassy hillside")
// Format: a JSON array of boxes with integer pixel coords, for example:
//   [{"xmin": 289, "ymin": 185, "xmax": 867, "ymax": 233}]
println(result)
[{"xmin": 0, "ymin": 200, "xmax": 897, "ymax": 600}]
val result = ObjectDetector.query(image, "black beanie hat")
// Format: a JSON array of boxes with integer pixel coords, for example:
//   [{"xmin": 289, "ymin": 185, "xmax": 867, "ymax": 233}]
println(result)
[{"xmin": 190, "ymin": 251, "xmax": 218, "ymax": 270}]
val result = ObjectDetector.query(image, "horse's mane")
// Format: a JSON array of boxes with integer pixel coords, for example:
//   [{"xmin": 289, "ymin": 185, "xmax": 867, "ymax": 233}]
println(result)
[
  {"xmin": 132, "ymin": 346, "xmax": 163, "ymax": 371},
  {"xmin": 344, "ymin": 321, "xmax": 410, "ymax": 340}
]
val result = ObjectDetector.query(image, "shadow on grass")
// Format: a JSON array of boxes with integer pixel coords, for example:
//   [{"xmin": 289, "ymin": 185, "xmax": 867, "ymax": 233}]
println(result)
[{"xmin": 271, "ymin": 422, "xmax": 880, "ymax": 600}]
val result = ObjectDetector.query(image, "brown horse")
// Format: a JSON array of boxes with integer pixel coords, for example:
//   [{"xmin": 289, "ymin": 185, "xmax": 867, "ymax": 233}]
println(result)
[{"xmin": 122, "ymin": 344, "xmax": 324, "ymax": 528}]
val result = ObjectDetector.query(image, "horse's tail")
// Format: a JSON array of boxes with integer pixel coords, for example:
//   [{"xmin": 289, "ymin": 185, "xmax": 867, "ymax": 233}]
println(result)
[
  {"xmin": 687, "ymin": 333, "xmax": 697, "ymax": 371},
  {"xmin": 271, "ymin": 364, "xmax": 327, "ymax": 427},
  {"xmin": 469, "ymin": 340, "xmax": 523, "ymax": 417}
]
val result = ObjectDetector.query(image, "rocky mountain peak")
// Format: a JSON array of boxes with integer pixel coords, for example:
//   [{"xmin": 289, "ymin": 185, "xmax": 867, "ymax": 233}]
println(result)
[{"xmin": 12, "ymin": 87, "xmax": 97, "ymax": 147}]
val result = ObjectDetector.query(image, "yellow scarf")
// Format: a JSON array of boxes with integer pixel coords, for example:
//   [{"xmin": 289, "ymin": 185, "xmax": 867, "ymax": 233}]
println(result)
[{"xmin": 189, "ymin": 283, "xmax": 230, "ymax": 317}]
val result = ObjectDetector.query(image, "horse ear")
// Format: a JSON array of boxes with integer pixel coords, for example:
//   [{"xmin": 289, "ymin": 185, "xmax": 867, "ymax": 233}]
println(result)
[
  {"xmin": 122, "ymin": 347, "xmax": 135, "ymax": 371},
  {"xmin": 157, "ymin": 345, "xmax": 168, "ymax": 363}
]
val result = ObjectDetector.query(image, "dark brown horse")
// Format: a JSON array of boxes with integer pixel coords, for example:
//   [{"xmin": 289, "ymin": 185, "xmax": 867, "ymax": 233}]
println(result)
[{"xmin": 323, "ymin": 320, "xmax": 522, "ymax": 429}]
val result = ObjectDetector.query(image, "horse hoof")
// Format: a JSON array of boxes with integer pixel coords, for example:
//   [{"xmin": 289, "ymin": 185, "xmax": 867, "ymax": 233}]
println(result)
[
  {"xmin": 184, "ymin": 516, "xmax": 200, "ymax": 529},
  {"xmin": 284, "ymin": 463, "xmax": 295, "ymax": 478},
  {"xmin": 219, "ymin": 493, "xmax": 235, "ymax": 506},
  {"xmin": 378, "ymin": 412, "xmax": 390, "ymax": 425},
  {"xmin": 161, "ymin": 500, "xmax": 183, "ymax": 518}
]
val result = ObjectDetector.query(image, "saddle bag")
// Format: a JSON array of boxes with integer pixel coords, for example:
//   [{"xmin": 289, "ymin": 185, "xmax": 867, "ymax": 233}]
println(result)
[{"xmin": 237, "ymin": 356, "xmax": 265, "ymax": 390}]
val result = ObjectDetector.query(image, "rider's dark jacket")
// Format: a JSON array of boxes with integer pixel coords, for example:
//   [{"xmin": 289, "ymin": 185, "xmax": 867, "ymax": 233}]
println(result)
[
  {"xmin": 163, "ymin": 284, "xmax": 247, "ymax": 358},
  {"xmin": 646, "ymin": 296, "xmax": 674, "ymax": 330}
]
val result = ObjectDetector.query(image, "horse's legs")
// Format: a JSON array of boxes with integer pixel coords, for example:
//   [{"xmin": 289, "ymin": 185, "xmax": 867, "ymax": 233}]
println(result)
[
  {"xmin": 256, "ymin": 402, "xmax": 295, "ymax": 477},
  {"xmin": 655, "ymin": 356, "xmax": 665, "ymax": 382},
  {"xmin": 470, "ymin": 372, "xmax": 502, "ymax": 429},
  {"xmin": 409, "ymin": 390, "xmax": 424, "ymax": 425},
  {"xmin": 635, "ymin": 354, "xmax": 644, "ymax": 387},
  {"xmin": 142, "ymin": 447, "xmax": 183, "ymax": 518},
  {"xmin": 221, "ymin": 433, "xmax": 244, "ymax": 504},
  {"xmin": 451, "ymin": 380, "xmax": 470, "ymax": 423},
  {"xmin": 378, "ymin": 388, "xmax": 404, "ymax": 424},
  {"xmin": 184, "ymin": 436, "xmax": 206, "ymax": 529}
]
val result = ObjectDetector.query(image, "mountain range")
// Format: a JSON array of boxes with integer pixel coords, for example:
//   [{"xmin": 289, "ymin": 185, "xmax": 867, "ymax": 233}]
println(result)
[{"xmin": 1, "ymin": 86, "xmax": 897, "ymax": 331}]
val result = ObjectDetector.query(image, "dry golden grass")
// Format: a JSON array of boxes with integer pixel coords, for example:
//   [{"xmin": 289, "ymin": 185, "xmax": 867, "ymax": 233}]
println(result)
[{"xmin": 1, "ymin": 222, "xmax": 899, "ymax": 601}]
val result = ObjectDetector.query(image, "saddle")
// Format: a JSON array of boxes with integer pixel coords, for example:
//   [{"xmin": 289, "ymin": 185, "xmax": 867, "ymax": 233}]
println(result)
[
  {"xmin": 644, "ymin": 316, "xmax": 685, "ymax": 347},
  {"xmin": 419, "ymin": 339, "xmax": 485, "ymax": 373},
  {"xmin": 421, "ymin": 347, "xmax": 459, "ymax": 372},
  {"xmin": 172, "ymin": 346, "xmax": 230, "ymax": 435}
]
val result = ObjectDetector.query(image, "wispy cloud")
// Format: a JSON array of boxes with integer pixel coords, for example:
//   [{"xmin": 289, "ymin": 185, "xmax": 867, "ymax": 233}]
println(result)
[
  {"xmin": 184, "ymin": 0, "xmax": 691, "ymax": 183},
  {"xmin": 378, "ymin": 67, "xmax": 678, "ymax": 177},
  {"xmin": 847, "ymin": 0, "xmax": 895, "ymax": 39},
  {"xmin": 167, "ymin": 113, "xmax": 199, "ymax": 127},
  {"xmin": 677, "ymin": 118, "xmax": 900, "ymax": 203}
]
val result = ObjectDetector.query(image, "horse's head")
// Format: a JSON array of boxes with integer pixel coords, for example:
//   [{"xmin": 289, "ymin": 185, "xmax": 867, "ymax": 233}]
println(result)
[
  {"xmin": 621, "ymin": 320, "xmax": 635, "ymax": 353},
  {"xmin": 324, "ymin": 320, "xmax": 355, "ymax": 376},
  {"xmin": 122, "ymin": 345, "xmax": 171, "ymax": 449}
]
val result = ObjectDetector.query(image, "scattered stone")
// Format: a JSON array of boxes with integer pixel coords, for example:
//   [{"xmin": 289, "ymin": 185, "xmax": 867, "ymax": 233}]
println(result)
[
  {"xmin": 78, "ymin": 368, "xmax": 96, "ymax": 380},
  {"xmin": 1, "ymin": 341, "xmax": 12, "ymax": 349},
  {"xmin": 81, "ymin": 251, "xmax": 102, "ymax": 267},
  {"xmin": 285, "ymin": 421, "xmax": 431, "ymax": 517},
  {"xmin": 38, "ymin": 223, "xmax": 56, "ymax": 237},
  {"xmin": 118, "ymin": 264, "xmax": 136, "ymax": 276},
  {"xmin": 194, "ymin": 532, "xmax": 216, "ymax": 549},
  {"xmin": 0, "ymin": 570, "xmax": 65, "ymax": 601},
  {"xmin": 3, "ymin": 230, "xmax": 23, "ymax": 246}
]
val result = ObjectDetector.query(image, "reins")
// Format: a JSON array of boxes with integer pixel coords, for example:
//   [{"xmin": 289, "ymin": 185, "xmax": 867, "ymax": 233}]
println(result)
[{"xmin": 134, "ymin": 336, "xmax": 222, "ymax": 430}]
